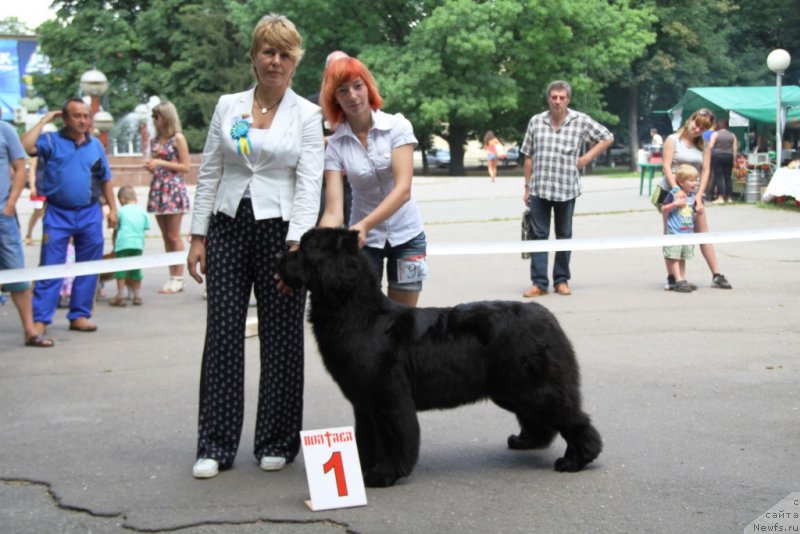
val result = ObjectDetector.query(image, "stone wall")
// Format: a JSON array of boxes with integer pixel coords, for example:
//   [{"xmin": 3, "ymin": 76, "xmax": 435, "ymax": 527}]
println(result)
[{"xmin": 108, "ymin": 154, "xmax": 202, "ymax": 187}]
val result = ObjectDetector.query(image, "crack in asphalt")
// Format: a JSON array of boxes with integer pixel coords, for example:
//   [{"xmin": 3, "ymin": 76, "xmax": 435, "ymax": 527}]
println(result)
[{"xmin": 0, "ymin": 478, "xmax": 354, "ymax": 533}]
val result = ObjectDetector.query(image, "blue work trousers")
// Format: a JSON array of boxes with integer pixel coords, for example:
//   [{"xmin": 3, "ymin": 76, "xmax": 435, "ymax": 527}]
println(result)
[
  {"xmin": 528, "ymin": 196, "xmax": 575, "ymax": 290},
  {"xmin": 33, "ymin": 203, "xmax": 104, "ymax": 324}
]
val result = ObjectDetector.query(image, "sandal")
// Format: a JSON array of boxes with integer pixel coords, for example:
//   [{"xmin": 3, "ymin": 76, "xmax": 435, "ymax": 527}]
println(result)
[
  {"xmin": 133, "ymin": 296, "xmax": 143, "ymax": 306},
  {"xmin": 25, "ymin": 335, "xmax": 54, "ymax": 348},
  {"xmin": 159, "ymin": 277, "xmax": 185, "ymax": 294},
  {"xmin": 109, "ymin": 296, "xmax": 127, "ymax": 307}
]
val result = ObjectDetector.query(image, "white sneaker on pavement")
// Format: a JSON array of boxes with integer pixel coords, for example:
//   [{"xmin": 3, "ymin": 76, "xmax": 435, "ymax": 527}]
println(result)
[{"xmin": 192, "ymin": 458, "xmax": 219, "ymax": 478}]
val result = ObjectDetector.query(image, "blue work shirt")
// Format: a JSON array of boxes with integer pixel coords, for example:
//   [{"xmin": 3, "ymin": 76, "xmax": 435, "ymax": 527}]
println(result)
[
  {"xmin": 36, "ymin": 130, "xmax": 112, "ymax": 209},
  {"xmin": 0, "ymin": 121, "xmax": 27, "ymax": 210}
]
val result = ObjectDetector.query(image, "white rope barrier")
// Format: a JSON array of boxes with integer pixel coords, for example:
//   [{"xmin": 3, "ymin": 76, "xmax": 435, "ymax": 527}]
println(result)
[{"xmin": 2, "ymin": 227, "xmax": 799, "ymax": 286}]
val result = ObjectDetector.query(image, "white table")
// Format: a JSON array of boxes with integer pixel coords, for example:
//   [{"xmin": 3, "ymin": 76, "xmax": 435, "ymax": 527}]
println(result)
[{"xmin": 765, "ymin": 167, "xmax": 800, "ymax": 199}]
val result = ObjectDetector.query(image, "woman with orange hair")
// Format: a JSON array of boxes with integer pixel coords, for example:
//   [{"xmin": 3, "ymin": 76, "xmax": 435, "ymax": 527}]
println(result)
[
  {"xmin": 318, "ymin": 57, "xmax": 427, "ymax": 307},
  {"xmin": 656, "ymin": 108, "xmax": 732, "ymax": 290}
]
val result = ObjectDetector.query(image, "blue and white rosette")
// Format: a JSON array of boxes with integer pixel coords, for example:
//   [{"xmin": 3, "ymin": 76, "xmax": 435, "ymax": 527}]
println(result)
[{"xmin": 230, "ymin": 114, "xmax": 253, "ymax": 155}]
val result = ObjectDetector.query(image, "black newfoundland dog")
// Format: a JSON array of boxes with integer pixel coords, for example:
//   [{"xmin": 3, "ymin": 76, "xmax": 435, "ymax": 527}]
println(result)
[{"xmin": 278, "ymin": 228, "xmax": 601, "ymax": 487}]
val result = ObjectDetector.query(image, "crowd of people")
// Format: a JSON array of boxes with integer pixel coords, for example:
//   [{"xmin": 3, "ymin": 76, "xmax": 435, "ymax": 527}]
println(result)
[{"xmin": 1, "ymin": 12, "xmax": 738, "ymax": 478}]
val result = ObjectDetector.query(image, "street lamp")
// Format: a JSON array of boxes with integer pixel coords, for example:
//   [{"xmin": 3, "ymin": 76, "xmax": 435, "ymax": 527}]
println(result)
[
  {"xmin": 767, "ymin": 49, "xmax": 791, "ymax": 169},
  {"xmin": 79, "ymin": 68, "xmax": 113, "ymax": 152}
]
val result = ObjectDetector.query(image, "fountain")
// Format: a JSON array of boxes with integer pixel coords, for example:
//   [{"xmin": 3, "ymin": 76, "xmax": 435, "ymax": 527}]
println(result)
[{"xmin": 108, "ymin": 96, "xmax": 161, "ymax": 156}]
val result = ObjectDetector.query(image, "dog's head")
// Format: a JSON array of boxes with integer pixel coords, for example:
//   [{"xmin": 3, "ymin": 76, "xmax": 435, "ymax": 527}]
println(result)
[{"xmin": 277, "ymin": 227, "xmax": 371, "ymax": 304}]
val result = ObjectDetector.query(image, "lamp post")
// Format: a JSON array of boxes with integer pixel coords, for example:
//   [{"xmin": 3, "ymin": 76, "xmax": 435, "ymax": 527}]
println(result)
[
  {"xmin": 79, "ymin": 68, "xmax": 112, "ymax": 153},
  {"xmin": 767, "ymin": 49, "xmax": 791, "ymax": 170}
]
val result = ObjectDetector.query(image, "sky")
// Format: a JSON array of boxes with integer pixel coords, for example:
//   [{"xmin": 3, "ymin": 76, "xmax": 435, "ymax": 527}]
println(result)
[{"xmin": 2, "ymin": 1, "xmax": 57, "ymax": 30}]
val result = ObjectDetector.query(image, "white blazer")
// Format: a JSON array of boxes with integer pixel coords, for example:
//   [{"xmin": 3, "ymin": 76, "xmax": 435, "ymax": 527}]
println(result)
[{"xmin": 190, "ymin": 87, "xmax": 324, "ymax": 243}]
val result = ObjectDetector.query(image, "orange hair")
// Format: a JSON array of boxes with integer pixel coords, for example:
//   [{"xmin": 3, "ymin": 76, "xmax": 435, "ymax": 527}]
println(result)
[{"xmin": 320, "ymin": 57, "xmax": 383, "ymax": 129}]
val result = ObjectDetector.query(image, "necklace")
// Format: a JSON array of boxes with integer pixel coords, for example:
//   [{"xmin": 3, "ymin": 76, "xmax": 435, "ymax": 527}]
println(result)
[{"xmin": 254, "ymin": 91, "xmax": 282, "ymax": 115}]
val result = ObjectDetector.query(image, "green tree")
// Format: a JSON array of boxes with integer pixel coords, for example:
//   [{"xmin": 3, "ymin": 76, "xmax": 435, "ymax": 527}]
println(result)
[
  {"xmin": 0, "ymin": 17, "xmax": 34, "ymax": 35},
  {"xmin": 33, "ymin": 2, "xmax": 141, "ymax": 120},
  {"xmin": 605, "ymin": 0, "xmax": 741, "ymax": 167},
  {"xmin": 366, "ymin": 0, "xmax": 655, "ymax": 174},
  {"xmin": 135, "ymin": 0, "xmax": 252, "ymax": 149}
]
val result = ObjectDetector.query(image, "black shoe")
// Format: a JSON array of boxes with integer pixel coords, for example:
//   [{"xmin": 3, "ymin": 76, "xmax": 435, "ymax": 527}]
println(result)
[
  {"xmin": 664, "ymin": 274, "xmax": 676, "ymax": 291},
  {"xmin": 712, "ymin": 273, "xmax": 732, "ymax": 289},
  {"xmin": 674, "ymin": 280, "xmax": 693, "ymax": 293}
]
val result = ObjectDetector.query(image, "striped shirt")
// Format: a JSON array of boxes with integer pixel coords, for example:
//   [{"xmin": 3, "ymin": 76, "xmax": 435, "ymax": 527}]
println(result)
[{"xmin": 520, "ymin": 108, "xmax": 612, "ymax": 201}]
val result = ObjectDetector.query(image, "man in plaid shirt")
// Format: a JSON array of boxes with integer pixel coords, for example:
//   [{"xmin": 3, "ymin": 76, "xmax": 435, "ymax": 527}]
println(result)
[{"xmin": 520, "ymin": 80, "xmax": 614, "ymax": 297}]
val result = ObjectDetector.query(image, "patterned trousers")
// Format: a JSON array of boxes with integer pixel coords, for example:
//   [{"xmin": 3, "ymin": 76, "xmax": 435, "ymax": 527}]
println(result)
[{"xmin": 196, "ymin": 200, "xmax": 306, "ymax": 468}]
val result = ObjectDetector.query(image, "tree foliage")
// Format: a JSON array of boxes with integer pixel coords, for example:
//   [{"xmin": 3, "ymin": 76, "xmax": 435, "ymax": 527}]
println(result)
[{"xmin": 26, "ymin": 0, "xmax": 798, "ymax": 162}]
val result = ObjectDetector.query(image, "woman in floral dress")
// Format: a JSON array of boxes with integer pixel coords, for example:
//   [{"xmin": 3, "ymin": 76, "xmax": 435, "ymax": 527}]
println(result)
[{"xmin": 146, "ymin": 101, "xmax": 191, "ymax": 293}]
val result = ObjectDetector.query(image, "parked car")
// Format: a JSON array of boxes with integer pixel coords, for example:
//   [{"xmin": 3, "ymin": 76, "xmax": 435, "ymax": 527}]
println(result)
[
  {"xmin": 479, "ymin": 145, "xmax": 521, "ymax": 167},
  {"xmin": 502, "ymin": 146, "xmax": 520, "ymax": 167},
  {"xmin": 608, "ymin": 143, "xmax": 630, "ymax": 164},
  {"xmin": 426, "ymin": 148, "xmax": 450, "ymax": 168}
]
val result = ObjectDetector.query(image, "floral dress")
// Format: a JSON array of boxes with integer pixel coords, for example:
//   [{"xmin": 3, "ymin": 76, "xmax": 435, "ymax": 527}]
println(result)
[{"xmin": 147, "ymin": 136, "xmax": 191, "ymax": 214}]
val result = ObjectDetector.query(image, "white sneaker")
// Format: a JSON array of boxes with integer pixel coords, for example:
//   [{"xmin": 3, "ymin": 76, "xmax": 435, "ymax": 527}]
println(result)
[
  {"xmin": 260, "ymin": 456, "xmax": 287, "ymax": 471},
  {"xmin": 192, "ymin": 458, "xmax": 219, "ymax": 478}
]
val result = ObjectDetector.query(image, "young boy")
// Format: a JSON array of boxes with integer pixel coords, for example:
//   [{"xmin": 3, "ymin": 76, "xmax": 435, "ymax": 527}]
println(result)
[
  {"xmin": 661, "ymin": 164, "xmax": 703, "ymax": 293},
  {"xmin": 109, "ymin": 187, "xmax": 150, "ymax": 306}
]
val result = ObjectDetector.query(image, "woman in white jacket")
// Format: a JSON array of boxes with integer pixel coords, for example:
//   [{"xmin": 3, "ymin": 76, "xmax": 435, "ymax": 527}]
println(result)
[{"xmin": 187, "ymin": 14, "xmax": 323, "ymax": 479}]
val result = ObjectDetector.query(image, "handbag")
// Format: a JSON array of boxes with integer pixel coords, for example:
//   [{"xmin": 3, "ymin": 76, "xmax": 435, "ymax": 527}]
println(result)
[
  {"xmin": 521, "ymin": 209, "xmax": 533, "ymax": 259},
  {"xmin": 650, "ymin": 185, "xmax": 663, "ymax": 211}
]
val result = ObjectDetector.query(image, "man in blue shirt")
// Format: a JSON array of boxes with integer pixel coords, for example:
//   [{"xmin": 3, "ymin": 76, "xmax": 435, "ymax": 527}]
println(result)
[
  {"xmin": 21, "ymin": 98, "xmax": 118, "ymax": 333},
  {"xmin": 1, "ymin": 121, "xmax": 54, "ymax": 347}
]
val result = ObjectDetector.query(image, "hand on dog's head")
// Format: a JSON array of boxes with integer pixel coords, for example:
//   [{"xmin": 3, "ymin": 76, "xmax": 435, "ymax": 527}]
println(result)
[{"xmin": 276, "ymin": 228, "xmax": 366, "ymax": 303}]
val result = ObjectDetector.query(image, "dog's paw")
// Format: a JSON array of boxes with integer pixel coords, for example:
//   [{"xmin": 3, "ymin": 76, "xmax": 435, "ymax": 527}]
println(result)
[
  {"xmin": 554, "ymin": 456, "xmax": 587, "ymax": 472},
  {"xmin": 363, "ymin": 470, "xmax": 399, "ymax": 488},
  {"xmin": 507, "ymin": 433, "xmax": 533, "ymax": 450}
]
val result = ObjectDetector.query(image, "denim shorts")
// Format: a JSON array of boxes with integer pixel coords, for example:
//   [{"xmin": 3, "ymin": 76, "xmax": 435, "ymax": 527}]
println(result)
[
  {"xmin": 363, "ymin": 232, "xmax": 428, "ymax": 293},
  {"xmin": 0, "ymin": 212, "xmax": 30, "ymax": 292}
]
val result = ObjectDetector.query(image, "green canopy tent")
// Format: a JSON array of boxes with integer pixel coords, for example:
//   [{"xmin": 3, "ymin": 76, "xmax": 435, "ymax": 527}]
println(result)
[
  {"xmin": 668, "ymin": 86, "xmax": 800, "ymax": 151},
  {"xmin": 669, "ymin": 85, "xmax": 800, "ymax": 126}
]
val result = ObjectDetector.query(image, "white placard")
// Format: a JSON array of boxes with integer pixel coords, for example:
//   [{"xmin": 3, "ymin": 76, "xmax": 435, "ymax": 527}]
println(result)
[
  {"xmin": 300, "ymin": 426, "xmax": 367, "ymax": 511},
  {"xmin": 729, "ymin": 110, "xmax": 750, "ymax": 128}
]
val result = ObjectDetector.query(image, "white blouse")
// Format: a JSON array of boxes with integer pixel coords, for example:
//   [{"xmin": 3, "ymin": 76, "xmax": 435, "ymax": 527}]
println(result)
[{"xmin": 325, "ymin": 110, "xmax": 422, "ymax": 248}]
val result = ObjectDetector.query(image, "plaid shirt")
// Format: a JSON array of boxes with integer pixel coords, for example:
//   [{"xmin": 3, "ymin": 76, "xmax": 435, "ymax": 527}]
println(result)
[{"xmin": 520, "ymin": 108, "xmax": 612, "ymax": 201}]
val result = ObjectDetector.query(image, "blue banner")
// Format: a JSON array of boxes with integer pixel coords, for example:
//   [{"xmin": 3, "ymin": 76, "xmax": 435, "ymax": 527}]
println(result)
[{"xmin": 0, "ymin": 39, "xmax": 22, "ymax": 121}]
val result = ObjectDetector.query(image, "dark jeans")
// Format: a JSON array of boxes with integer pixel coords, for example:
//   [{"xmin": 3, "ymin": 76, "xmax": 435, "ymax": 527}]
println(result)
[
  {"xmin": 528, "ymin": 196, "xmax": 575, "ymax": 290},
  {"xmin": 711, "ymin": 152, "xmax": 734, "ymax": 199}
]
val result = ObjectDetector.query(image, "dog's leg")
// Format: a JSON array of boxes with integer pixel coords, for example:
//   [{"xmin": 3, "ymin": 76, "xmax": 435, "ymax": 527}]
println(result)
[
  {"xmin": 492, "ymin": 396, "xmax": 557, "ymax": 450},
  {"xmin": 554, "ymin": 412, "xmax": 603, "ymax": 472},
  {"xmin": 354, "ymin": 409, "xmax": 376, "ymax": 472},
  {"xmin": 507, "ymin": 413, "xmax": 557, "ymax": 450},
  {"xmin": 362, "ymin": 397, "xmax": 420, "ymax": 488}
]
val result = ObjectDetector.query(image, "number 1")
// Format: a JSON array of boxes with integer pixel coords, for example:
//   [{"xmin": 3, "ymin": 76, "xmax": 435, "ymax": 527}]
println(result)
[{"xmin": 323, "ymin": 451, "xmax": 349, "ymax": 497}]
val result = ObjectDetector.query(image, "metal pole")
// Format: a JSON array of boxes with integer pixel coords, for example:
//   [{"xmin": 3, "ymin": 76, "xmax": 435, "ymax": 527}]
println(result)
[{"xmin": 776, "ymin": 72, "xmax": 782, "ymax": 170}]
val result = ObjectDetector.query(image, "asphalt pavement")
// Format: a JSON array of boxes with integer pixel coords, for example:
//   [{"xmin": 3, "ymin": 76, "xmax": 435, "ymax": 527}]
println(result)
[{"xmin": 1, "ymin": 175, "xmax": 798, "ymax": 533}]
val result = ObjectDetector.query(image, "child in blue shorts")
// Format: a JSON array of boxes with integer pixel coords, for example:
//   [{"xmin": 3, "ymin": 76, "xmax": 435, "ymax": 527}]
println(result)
[
  {"xmin": 661, "ymin": 164, "xmax": 703, "ymax": 293},
  {"xmin": 109, "ymin": 187, "xmax": 150, "ymax": 306}
]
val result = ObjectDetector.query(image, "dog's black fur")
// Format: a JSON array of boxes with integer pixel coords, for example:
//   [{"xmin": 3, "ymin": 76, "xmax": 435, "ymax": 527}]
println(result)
[{"xmin": 278, "ymin": 228, "xmax": 602, "ymax": 487}]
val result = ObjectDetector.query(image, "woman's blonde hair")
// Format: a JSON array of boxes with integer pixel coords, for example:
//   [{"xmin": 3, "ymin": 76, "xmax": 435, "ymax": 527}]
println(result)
[
  {"xmin": 250, "ymin": 14, "xmax": 305, "ymax": 66},
  {"xmin": 151, "ymin": 101, "xmax": 181, "ymax": 138},
  {"xmin": 678, "ymin": 108, "xmax": 715, "ymax": 150}
]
